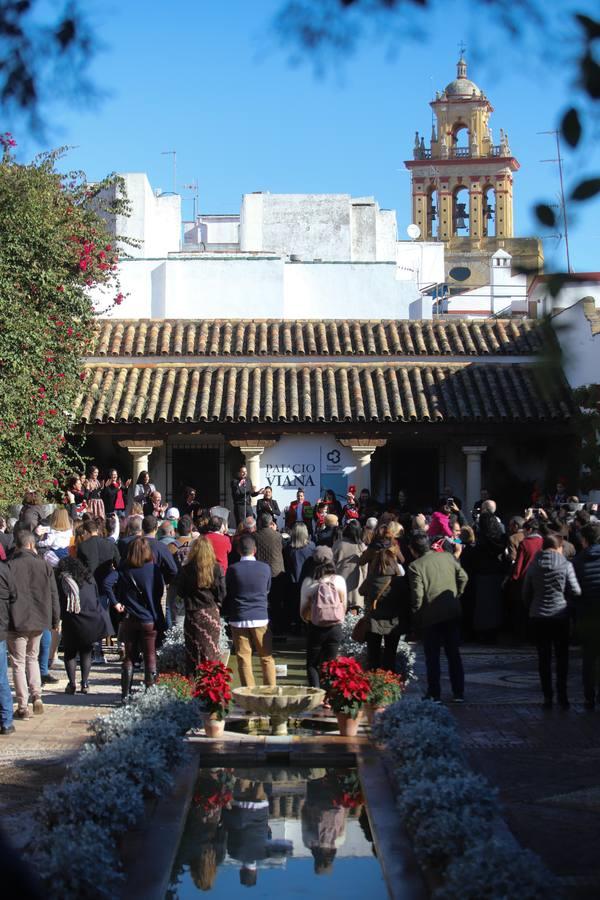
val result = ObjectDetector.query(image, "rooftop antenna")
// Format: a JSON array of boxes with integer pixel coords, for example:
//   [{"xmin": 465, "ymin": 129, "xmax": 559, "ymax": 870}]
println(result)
[
  {"xmin": 161, "ymin": 150, "xmax": 177, "ymax": 194},
  {"xmin": 538, "ymin": 130, "xmax": 572, "ymax": 273},
  {"xmin": 182, "ymin": 180, "xmax": 199, "ymax": 221}
]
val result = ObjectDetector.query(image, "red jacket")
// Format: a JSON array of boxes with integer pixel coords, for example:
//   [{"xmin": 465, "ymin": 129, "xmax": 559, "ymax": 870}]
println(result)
[
  {"xmin": 285, "ymin": 501, "xmax": 313, "ymax": 529},
  {"xmin": 206, "ymin": 531, "xmax": 232, "ymax": 574},
  {"xmin": 512, "ymin": 534, "xmax": 543, "ymax": 582}
]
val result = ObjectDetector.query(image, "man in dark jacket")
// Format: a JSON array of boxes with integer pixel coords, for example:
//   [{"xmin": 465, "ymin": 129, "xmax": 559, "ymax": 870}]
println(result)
[
  {"xmin": 255, "ymin": 513, "xmax": 287, "ymax": 635},
  {"xmin": 408, "ymin": 531, "xmax": 468, "ymax": 702},
  {"xmin": 0, "ymin": 563, "xmax": 16, "ymax": 734},
  {"xmin": 224, "ymin": 533, "xmax": 275, "ymax": 687},
  {"xmin": 573, "ymin": 523, "xmax": 600, "ymax": 709},
  {"xmin": 231, "ymin": 465, "xmax": 264, "ymax": 525},
  {"xmin": 141, "ymin": 516, "xmax": 178, "ymax": 583},
  {"xmin": 6, "ymin": 531, "xmax": 60, "ymax": 718}
]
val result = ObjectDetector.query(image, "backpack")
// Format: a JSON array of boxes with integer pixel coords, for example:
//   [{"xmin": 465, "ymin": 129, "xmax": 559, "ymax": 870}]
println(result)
[{"xmin": 311, "ymin": 578, "xmax": 345, "ymax": 627}]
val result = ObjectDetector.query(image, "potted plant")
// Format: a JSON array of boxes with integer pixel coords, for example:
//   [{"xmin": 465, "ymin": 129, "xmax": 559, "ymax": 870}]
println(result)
[
  {"xmin": 365, "ymin": 669, "xmax": 406, "ymax": 722},
  {"xmin": 156, "ymin": 673, "xmax": 194, "ymax": 699},
  {"xmin": 193, "ymin": 660, "xmax": 232, "ymax": 738},
  {"xmin": 320, "ymin": 656, "xmax": 370, "ymax": 736}
]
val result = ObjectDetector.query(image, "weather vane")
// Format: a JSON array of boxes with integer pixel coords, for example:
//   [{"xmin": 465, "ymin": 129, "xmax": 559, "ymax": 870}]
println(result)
[{"xmin": 458, "ymin": 40, "xmax": 466, "ymax": 56}]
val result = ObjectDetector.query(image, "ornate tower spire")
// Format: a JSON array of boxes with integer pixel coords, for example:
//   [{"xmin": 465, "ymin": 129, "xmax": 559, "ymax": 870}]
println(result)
[{"xmin": 404, "ymin": 56, "xmax": 519, "ymax": 242}]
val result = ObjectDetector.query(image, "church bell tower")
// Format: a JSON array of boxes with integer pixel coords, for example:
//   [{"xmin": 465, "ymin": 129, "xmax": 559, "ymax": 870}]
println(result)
[{"xmin": 405, "ymin": 55, "xmax": 518, "ymax": 242}]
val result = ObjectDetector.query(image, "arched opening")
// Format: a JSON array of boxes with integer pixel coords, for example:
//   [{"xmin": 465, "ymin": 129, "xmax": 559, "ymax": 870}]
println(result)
[
  {"xmin": 452, "ymin": 186, "xmax": 470, "ymax": 237},
  {"xmin": 482, "ymin": 185, "xmax": 496, "ymax": 237},
  {"xmin": 426, "ymin": 185, "xmax": 439, "ymax": 239},
  {"xmin": 451, "ymin": 123, "xmax": 469, "ymax": 157}
]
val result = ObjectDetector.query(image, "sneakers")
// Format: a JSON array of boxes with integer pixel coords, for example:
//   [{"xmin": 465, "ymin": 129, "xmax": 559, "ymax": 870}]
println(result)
[
  {"xmin": 0, "ymin": 724, "xmax": 15, "ymax": 735},
  {"xmin": 14, "ymin": 708, "xmax": 30, "ymax": 720},
  {"xmin": 32, "ymin": 698, "xmax": 44, "ymax": 715},
  {"xmin": 41, "ymin": 673, "xmax": 60, "ymax": 685}
]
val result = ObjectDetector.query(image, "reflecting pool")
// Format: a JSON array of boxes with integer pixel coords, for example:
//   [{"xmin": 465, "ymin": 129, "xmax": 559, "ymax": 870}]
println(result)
[{"xmin": 166, "ymin": 766, "xmax": 387, "ymax": 898}]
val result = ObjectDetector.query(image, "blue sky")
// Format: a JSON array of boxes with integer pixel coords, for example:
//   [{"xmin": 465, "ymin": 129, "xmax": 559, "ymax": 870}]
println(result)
[{"xmin": 21, "ymin": 0, "xmax": 600, "ymax": 272}]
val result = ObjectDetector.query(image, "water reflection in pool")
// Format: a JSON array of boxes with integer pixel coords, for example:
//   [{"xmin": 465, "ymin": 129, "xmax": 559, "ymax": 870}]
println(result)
[{"xmin": 167, "ymin": 766, "xmax": 386, "ymax": 898}]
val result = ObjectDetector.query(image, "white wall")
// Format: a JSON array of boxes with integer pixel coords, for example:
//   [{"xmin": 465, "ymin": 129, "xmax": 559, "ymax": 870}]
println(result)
[
  {"xmin": 530, "ymin": 279, "xmax": 600, "ymax": 317},
  {"xmin": 93, "ymin": 257, "xmax": 420, "ymax": 320},
  {"xmin": 552, "ymin": 298, "xmax": 600, "ymax": 388},
  {"xmin": 396, "ymin": 241, "xmax": 445, "ymax": 289},
  {"xmin": 114, "ymin": 173, "xmax": 181, "ymax": 258},
  {"xmin": 259, "ymin": 436, "xmax": 358, "ymax": 519}
]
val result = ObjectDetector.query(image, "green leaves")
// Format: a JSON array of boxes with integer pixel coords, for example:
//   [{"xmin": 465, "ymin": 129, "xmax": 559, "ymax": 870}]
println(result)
[
  {"xmin": 561, "ymin": 107, "xmax": 582, "ymax": 148},
  {"xmin": 570, "ymin": 178, "xmax": 600, "ymax": 202},
  {"xmin": 534, "ymin": 204, "xmax": 556, "ymax": 227}
]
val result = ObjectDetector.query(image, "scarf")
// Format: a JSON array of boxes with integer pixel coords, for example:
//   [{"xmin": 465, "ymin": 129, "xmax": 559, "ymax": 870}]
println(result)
[{"xmin": 61, "ymin": 573, "xmax": 81, "ymax": 614}]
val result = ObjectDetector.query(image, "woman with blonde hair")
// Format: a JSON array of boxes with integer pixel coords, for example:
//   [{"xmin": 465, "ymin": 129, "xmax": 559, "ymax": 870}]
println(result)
[
  {"xmin": 176, "ymin": 536, "xmax": 225, "ymax": 673},
  {"xmin": 37, "ymin": 508, "xmax": 73, "ymax": 554}
]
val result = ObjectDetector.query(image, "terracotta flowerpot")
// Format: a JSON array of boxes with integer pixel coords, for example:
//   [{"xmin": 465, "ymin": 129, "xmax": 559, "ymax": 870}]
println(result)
[
  {"xmin": 204, "ymin": 714, "xmax": 225, "ymax": 738},
  {"xmin": 336, "ymin": 710, "xmax": 363, "ymax": 736}
]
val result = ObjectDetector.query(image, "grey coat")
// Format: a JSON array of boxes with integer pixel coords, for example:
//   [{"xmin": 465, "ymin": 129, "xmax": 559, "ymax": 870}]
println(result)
[{"xmin": 523, "ymin": 549, "xmax": 581, "ymax": 619}]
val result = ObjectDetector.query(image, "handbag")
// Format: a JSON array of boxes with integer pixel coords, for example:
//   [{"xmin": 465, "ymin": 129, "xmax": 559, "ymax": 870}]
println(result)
[{"xmin": 351, "ymin": 578, "xmax": 392, "ymax": 643}]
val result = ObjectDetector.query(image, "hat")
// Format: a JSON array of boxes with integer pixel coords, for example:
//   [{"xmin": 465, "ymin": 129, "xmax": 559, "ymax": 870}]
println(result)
[
  {"xmin": 313, "ymin": 545, "xmax": 334, "ymax": 563},
  {"xmin": 165, "ymin": 507, "xmax": 180, "ymax": 520},
  {"xmin": 324, "ymin": 513, "xmax": 339, "ymax": 527}
]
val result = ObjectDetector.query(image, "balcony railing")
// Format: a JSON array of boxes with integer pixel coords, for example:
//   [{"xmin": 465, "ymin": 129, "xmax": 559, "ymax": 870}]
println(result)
[{"xmin": 413, "ymin": 144, "xmax": 507, "ymax": 160}]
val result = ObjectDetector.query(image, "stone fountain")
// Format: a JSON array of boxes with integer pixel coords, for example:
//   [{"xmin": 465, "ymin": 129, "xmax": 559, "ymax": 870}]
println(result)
[{"xmin": 233, "ymin": 685, "xmax": 325, "ymax": 735}]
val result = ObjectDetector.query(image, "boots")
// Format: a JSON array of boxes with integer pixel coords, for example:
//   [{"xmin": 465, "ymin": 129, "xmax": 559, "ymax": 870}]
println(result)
[{"xmin": 121, "ymin": 663, "xmax": 134, "ymax": 701}]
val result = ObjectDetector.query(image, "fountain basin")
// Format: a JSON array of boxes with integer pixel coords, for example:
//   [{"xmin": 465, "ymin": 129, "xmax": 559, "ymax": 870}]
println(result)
[{"xmin": 233, "ymin": 685, "xmax": 325, "ymax": 735}]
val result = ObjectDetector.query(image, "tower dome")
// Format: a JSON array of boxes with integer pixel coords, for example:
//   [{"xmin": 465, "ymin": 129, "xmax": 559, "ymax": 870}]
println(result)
[{"xmin": 444, "ymin": 56, "xmax": 481, "ymax": 97}]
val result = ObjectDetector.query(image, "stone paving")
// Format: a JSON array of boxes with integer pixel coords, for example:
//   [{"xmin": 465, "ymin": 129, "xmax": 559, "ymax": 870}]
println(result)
[{"xmin": 1, "ymin": 640, "xmax": 599, "ymax": 897}]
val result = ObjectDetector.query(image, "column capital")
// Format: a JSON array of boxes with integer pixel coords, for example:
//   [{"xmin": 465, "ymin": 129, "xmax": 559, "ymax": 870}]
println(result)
[
  {"xmin": 230, "ymin": 440, "xmax": 276, "ymax": 455},
  {"xmin": 118, "ymin": 440, "xmax": 164, "ymax": 454},
  {"xmin": 462, "ymin": 445, "xmax": 487, "ymax": 456},
  {"xmin": 338, "ymin": 438, "xmax": 387, "ymax": 454}
]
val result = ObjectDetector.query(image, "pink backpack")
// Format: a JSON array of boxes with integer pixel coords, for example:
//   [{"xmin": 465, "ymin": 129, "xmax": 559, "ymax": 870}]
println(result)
[{"xmin": 311, "ymin": 578, "xmax": 345, "ymax": 627}]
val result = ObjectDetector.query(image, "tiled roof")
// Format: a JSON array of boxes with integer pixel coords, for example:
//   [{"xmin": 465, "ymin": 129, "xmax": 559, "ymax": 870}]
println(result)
[
  {"xmin": 78, "ymin": 362, "xmax": 574, "ymax": 425},
  {"xmin": 91, "ymin": 318, "xmax": 550, "ymax": 358}
]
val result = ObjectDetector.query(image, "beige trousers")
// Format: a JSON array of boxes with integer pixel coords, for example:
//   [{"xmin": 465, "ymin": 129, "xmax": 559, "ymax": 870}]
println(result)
[
  {"xmin": 231, "ymin": 625, "xmax": 276, "ymax": 687},
  {"xmin": 7, "ymin": 631, "xmax": 43, "ymax": 710}
]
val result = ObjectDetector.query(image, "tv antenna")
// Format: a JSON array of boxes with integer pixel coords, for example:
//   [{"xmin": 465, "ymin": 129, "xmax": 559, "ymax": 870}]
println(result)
[
  {"xmin": 538, "ymin": 130, "xmax": 572, "ymax": 273},
  {"xmin": 182, "ymin": 180, "xmax": 199, "ymax": 220},
  {"xmin": 161, "ymin": 150, "xmax": 177, "ymax": 195}
]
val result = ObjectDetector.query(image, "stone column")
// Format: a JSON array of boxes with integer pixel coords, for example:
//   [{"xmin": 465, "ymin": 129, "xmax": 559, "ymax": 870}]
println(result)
[
  {"xmin": 118, "ymin": 440, "xmax": 164, "ymax": 482},
  {"xmin": 462, "ymin": 445, "xmax": 487, "ymax": 516},
  {"xmin": 338, "ymin": 439, "xmax": 387, "ymax": 494},
  {"xmin": 230, "ymin": 441, "xmax": 276, "ymax": 491}
]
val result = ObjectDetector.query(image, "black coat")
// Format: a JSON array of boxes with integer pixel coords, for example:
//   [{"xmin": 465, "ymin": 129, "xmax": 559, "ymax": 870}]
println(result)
[
  {"xmin": 176, "ymin": 563, "xmax": 225, "ymax": 612},
  {"xmin": 573, "ymin": 543, "xmax": 600, "ymax": 627},
  {"xmin": 58, "ymin": 575, "xmax": 112, "ymax": 648},
  {"xmin": 256, "ymin": 498, "xmax": 281, "ymax": 520},
  {"xmin": 77, "ymin": 536, "xmax": 120, "ymax": 597}
]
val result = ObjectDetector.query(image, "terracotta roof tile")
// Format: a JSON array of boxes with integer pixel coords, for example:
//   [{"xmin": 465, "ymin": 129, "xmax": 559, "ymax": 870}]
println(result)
[
  {"xmin": 78, "ymin": 361, "xmax": 571, "ymax": 426},
  {"xmin": 94, "ymin": 319, "xmax": 552, "ymax": 361}
]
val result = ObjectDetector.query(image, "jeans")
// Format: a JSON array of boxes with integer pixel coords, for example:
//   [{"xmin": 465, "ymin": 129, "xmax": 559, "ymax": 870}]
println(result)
[
  {"xmin": 532, "ymin": 616, "xmax": 569, "ymax": 700},
  {"xmin": 0, "ymin": 640, "xmax": 13, "ymax": 728},
  {"xmin": 306, "ymin": 623, "xmax": 342, "ymax": 688},
  {"xmin": 422, "ymin": 618, "xmax": 464, "ymax": 700},
  {"xmin": 7, "ymin": 631, "xmax": 43, "ymax": 710},
  {"xmin": 38, "ymin": 629, "xmax": 51, "ymax": 676}
]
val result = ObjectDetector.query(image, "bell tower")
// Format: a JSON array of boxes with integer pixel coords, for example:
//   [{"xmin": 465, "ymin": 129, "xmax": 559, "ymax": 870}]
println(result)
[{"xmin": 405, "ymin": 55, "xmax": 518, "ymax": 242}]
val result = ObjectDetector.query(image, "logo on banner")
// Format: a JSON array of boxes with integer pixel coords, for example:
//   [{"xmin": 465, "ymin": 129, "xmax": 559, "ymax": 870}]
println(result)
[{"xmin": 326, "ymin": 449, "xmax": 341, "ymax": 465}]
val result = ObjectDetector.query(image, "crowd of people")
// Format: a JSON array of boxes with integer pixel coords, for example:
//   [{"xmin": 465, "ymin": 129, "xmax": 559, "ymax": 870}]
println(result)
[{"xmin": 0, "ymin": 466, "xmax": 599, "ymax": 736}]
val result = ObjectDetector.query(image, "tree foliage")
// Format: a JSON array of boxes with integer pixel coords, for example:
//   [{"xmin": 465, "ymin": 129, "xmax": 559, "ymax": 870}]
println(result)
[
  {"xmin": 0, "ymin": 1, "xmax": 95, "ymax": 130},
  {"xmin": 0, "ymin": 136, "xmax": 128, "ymax": 508}
]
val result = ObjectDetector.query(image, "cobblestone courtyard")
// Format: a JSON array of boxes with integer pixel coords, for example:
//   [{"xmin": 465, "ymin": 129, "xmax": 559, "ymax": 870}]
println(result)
[{"xmin": 1, "ymin": 641, "xmax": 599, "ymax": 897}]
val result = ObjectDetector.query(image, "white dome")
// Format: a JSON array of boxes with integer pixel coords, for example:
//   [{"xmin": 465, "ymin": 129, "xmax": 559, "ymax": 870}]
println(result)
[{"xmin": 445, "ymin": 77, "xmax": 481, "ymax": 98}]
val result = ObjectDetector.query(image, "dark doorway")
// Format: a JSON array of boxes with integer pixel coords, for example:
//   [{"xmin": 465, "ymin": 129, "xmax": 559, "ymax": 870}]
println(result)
[
  {"xmin": 388, "ymin": 445, "xmax": 439, "ymax": 512},
  {"xmin": 172, "ymin": 449, "xmax": 219, "ymax": 510}
]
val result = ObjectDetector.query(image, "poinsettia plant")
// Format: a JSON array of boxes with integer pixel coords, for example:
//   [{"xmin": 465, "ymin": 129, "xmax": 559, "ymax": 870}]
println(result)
[
  {"xmin": 192, "ymin": 769, "xmax": 235, "ymax": 820},
  {"xmin": 331, "ymin": 770, "xmax": 363, "ymax": 810},
  {"xmin": 367, "ymin": 669, "xmax": 406, "ymax": 708},
  {"xmin": 156, "ymin": 673, "xmax": 194, "ymax": 700},
  {"xmin": 320, "ymin": 656, "xmax": 370, "ymax": 719},
  {"xmin": 193, "ymin": 660, "xmax": 233, "ymax": 720}
]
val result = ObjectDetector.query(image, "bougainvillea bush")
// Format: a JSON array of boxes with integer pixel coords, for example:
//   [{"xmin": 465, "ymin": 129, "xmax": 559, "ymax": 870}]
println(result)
[{"xmin": 0, "ymin": 134, "xmax": 130, "ymax": 508}]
